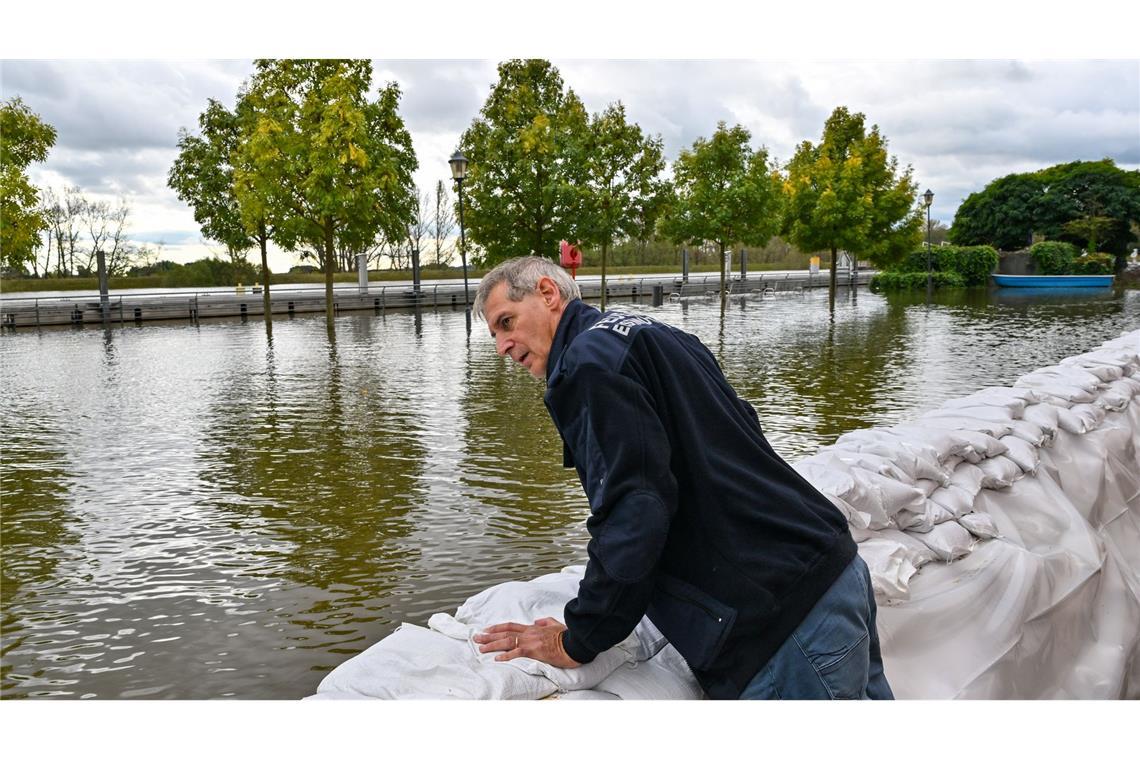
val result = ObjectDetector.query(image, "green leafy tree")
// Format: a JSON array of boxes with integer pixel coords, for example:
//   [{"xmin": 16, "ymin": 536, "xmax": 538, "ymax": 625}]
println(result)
[
  {"xmin": 233, "ymin": 59, "xmax": 418, "ymax": 326},
  {"xmin": 1036, "ymin": 160, "xmax": 1140, "ymax": 267},
  {"xmin": 782, "ymin": 106, "xmax": 922, "ymax": 299},
  {"xmin": 659, "ymin": 122, "xmax": 781, "ymax": 310},
  {"xmin": 458, "ymin": 59, "xmax": 589, "ymax": 266},
  {"xmin": 572, "ymin": 102, "xmax": 668, "ymax": 310},
  {"xmin": 1, "ymin": 97, "xmax": 57, "ymax": 272},
  {"xmin": 169, "ymin": 98, "xmax": 276, "ymax": 316},
  {"xmin": 949, "ymin": 173, "xmax": 1044, "ymax": 251}
]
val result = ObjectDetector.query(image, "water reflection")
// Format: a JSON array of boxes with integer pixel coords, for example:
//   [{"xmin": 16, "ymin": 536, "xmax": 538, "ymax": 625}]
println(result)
[{"xmin": 1, "ymin": 287, "xmax": 1136, "ymax": 699}]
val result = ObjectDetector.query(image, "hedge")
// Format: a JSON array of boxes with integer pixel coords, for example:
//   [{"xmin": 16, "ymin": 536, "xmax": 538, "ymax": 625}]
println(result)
[
  {"xmin": 1070, "ymin": 252, "xmax": 1115, "ymax": 275},
  {"xmin": 895, "ymin": 245, "xmax": 999, "ymax": 286},
  {"xmin": 1028, "ymin": 241, "xmax": 1079, "ymax": 275},
  {"xmin": 870, "ymin": 271, "xmax": 966, "ymax": 291}
]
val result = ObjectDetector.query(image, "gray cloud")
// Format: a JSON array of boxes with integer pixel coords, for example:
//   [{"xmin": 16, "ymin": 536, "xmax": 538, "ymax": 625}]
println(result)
[{"xmin": 4, "ymin": 58, "xmax": 1137, "ymax": 259}]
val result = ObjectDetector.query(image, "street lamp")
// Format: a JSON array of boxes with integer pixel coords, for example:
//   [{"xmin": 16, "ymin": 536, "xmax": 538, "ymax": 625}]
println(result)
[
  {"xmin": 923, "ymin": 189, "xmax": 934, "ymax": 294},
  {"xmin": 449, "ymin": 150, "xmax": 471, "ymax": 330}
]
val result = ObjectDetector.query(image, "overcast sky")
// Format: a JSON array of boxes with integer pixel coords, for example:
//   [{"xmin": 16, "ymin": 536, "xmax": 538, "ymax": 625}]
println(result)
[{"xmin": 3, "ymin": 5, "xmax": 1139, "ymax": 270}]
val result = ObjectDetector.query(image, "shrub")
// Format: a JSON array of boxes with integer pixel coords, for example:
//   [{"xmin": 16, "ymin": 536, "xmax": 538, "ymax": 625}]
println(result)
[
  {"xmin": 1028, "ymin": 241, "xmax": 1079, "ymax": 275},
  {"xmin": 1070, "ymin": 252, "xmax": 1114, "ymax": 275},
  {"xmin": 895, "ymin": 245, "xmax": 998, "ymax": 285},
  {"xmin": 162, "ymin": 258, "xmax": 258, "ymax": 288},
  {"xmin": 870, "ymin": 271, "xmax": 966, "ymax": 291}
]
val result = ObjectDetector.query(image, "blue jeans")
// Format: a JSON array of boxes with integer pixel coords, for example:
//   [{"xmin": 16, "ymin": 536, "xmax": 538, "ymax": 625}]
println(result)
[{"xmin": 740, "ymin": 555, "xmax": 893, "ymax": 699}]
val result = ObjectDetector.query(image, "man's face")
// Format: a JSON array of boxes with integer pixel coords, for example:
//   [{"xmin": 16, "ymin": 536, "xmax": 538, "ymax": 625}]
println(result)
[{"xmin": 483, "ymin": 278, "xmax": 564, "ymax": 379}]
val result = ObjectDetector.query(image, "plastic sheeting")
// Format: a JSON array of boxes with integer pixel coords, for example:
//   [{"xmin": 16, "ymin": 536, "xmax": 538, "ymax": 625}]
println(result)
[{"xmin": 308, "ymin": 329, "xmax": 1140, "ymax": 700}]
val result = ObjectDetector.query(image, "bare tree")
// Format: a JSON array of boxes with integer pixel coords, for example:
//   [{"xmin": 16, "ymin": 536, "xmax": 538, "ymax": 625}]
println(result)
[
  {"xmin": 39, "ymin": 186, "xmax": 84, "ymax": 276},
  {"xmin": 80, "ymin": 197, "xmax": 131, "ymax": 276},
  {"xmin": 404, "ymin": 189, "xmax": 432, "ymax": 273},
  {"xmin": 431, "ymin": 180, "xmax": 456, "ymax": 268}
]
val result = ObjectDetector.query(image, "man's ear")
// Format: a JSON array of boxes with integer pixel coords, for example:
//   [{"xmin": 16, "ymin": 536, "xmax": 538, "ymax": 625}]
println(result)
[{"xmin": 537, "ymin": 276, "xmax": 560, "ymax": 309}]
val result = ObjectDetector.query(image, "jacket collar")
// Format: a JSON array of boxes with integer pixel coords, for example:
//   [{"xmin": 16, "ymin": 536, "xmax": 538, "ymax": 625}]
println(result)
[{"xmin": 546, "ymin": 298, "xmax": 602, "ymax": 385}]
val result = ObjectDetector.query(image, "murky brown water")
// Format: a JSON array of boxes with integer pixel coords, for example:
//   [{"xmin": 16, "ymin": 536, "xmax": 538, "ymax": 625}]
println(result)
[{"xmin": 2, "ymin": 285, "xmax": 1137, "ymax": 698}]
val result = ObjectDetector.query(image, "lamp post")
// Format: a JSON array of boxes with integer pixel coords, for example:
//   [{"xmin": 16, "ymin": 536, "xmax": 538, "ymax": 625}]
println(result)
[
  {"xmin": 923, "ymin": 189, "xmax": 934, "ymax": 295},
  {"xmin": 449, "ymin": 150, "xmax": 471, "ymax": 331}
]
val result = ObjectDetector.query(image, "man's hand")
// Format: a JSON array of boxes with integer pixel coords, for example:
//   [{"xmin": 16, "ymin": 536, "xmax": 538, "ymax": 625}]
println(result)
[{"xmin": 473, "ymin": 617, "xmax": 581, "ymax": 669}]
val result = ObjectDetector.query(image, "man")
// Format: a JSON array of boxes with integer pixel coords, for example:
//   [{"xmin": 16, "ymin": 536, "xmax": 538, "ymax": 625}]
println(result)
[{"xmin": 471, "ymin": 256, "xmax": 892, "ymax": 700}]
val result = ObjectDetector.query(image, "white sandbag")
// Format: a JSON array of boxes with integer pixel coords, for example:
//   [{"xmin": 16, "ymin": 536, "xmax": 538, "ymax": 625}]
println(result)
[
  {"xmin": 876, "ymin": 528, "xmax": 938, "ymax": 568},
  {"xmin": 849, "ymin": 525, "xmax": 875, "ymax": 543},
  {"xmin": 909, "ymin": 520, "xmax": 976, "ymax": 562},
  {"xmin": 829, "ymin": 438, "xmax": 946, "ymax": 483},
  {"xmin": 1016, "ymin": 380, "xmax": 1096, "ymax": 405},
  {"xmin": 1096, "ymin": 388, "xmax": 1131, "ymax": 413},
  {"xmin": 1106, "ymin": 378, "xmax": 1138, "ymax": 399},
  {"xmin": 958, "ymin": 511, "xmax": 1000, "ymax": 539},
  {"xmin": 1064, "ymin": 362, "xmax": 1125, "ymax": 382},
  {"xmin": 825, "ymin": 494, "xmax": 874, "ymax": 530},
  {"xmin": 858, "ymin": 538, "xmax": 918, "ymax": 601},
  {"xmin": 915, "ymin": 478, "xmax": 941, "ymax": 497},
  {"xmin": 977, "ymin": 455, "xmax": 1022, "ymax": 489},
  {"xmin": 929, "ymin": 484, "xmax": 977, "ymax": 519},
  {"xmin": 1056, "ymin": 403, "xmax": 1105, "ymax": 435},
  {"xmin": 584, "ymin": 643, "xmax": 705, "ymax": 700},
  {"xmin": 894, "ymin": 500, "xmax": 954, "ymax": 533},
  {"xmin": 848, "ymin": 467, "xmax": 925, "ymax": 524},
  {"xmin": 1023, "ymin": 402, "xmax": 1061, "ymax": 430},
  {"xmin": 454, "ymin": 569, "xmax": 665, "ymax": 663},
  {"xmin": 792, "ymin": 455, "xmax": 889, "ymax": 529},
  {"xmin": 948, "ymin": 462, "xmax": 987, "ymax": 497},
  {"xmin": 1061, "ymin": 348, "xmax": 1139, "ymax": 374},
  {"xmin": 311, "ymin": 623, "xmax": 559, "ymax": 700},
  {"xmin": 888, "ymin": 426, "xmax": 976, "ymax": 463},
  {"xmin": 999, "ymin": 435, "xmax": 1040, "ymax": 474},
  {"xmin": 942, "ymin": 392, "xmax": 1030, "ymax": 416},
  {"xmin": 912, "ymin": 416, "xmax": 1014, "ymax": 445},
  {"xmin": 924, "ymin": 405, "xmax": 1018, "ymax": 423},
  {"xmin": 1026, "ymin": 365, "xmax": 1104, "ymax": 391},
  {"xmin": 428, "ymin": 613, "xmax": 635, "ymax": 693},
  {"xmin": 829, "ymin": 450, "xmax": 913, "ymax": 484},
  {"xmin": 1008, "ymin": 418, "xmax": 1052, "ymax": 447}
]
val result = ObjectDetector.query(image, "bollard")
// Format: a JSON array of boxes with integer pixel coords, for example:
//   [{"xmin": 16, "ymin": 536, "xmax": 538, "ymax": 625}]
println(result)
[
  {"xmin": 287, "ymin": 301, "xmax": 295, "ymax": 316},
  {"xmin": 133, "ymin": 307, "xmax": 142, "ymax": 322},
  {"xmin": 652, "ymin": 284, "xmax": 664, "ymax": 306}
]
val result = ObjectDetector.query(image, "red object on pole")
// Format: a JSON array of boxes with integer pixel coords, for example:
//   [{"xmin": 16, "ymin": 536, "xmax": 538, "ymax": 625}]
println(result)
[{"xmin": 559, "ymin": 240, "xmax": 582, "ymax": 279}]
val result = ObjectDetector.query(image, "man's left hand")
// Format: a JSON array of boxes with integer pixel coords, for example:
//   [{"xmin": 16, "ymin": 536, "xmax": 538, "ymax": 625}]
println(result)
[{"xmin": 474, "ymin": 617, "xmax": 580, "ymax": 668}]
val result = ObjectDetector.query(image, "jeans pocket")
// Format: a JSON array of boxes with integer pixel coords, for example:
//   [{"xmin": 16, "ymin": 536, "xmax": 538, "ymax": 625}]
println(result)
[{"xmin": 791, "ymin": 560, "xmax": 873, "ymax": 699}]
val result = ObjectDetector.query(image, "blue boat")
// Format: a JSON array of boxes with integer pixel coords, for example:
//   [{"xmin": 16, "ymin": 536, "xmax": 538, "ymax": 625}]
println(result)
[{"xmin": 992, "ymin": 274, "xmax": 1115, "ymax": 288}]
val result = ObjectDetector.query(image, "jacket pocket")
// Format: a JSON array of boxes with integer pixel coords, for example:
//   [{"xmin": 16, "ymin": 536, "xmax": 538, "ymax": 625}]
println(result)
[{"xmin": 647, "ymin": 574, "xmax": 738, "ymax": 672}]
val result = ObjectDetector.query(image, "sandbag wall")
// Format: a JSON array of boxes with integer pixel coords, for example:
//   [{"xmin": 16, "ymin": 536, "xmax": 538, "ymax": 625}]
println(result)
[{"xmin": 794, "ymin": 328, "xmax": 1140, "ymax": 698}]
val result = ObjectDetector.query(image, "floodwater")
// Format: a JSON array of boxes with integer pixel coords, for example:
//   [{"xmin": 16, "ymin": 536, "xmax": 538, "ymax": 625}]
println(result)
[{"xmin": 2, "ymin": 286, "xmax": 1137, "ymax": 699}]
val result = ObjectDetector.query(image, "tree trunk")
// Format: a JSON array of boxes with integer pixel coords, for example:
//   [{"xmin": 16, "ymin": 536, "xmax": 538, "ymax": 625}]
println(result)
[
  {"xmin": 323, "ymin": 218, "xmax": 336, "ymax": 329},
  {"xmin": 601, "ymin": 235, "xmax": 611, "ymax": 309},
  {"xmin": 719, "ymin": 241, "xmax": 728, "ymax": 314},
  {"xmin": 259, "ymin": 222, "xmax": 272, "ymax": 325},
  {"xmin": 829, "ymin": 245, "xmax": 838, "ymax": 307}
]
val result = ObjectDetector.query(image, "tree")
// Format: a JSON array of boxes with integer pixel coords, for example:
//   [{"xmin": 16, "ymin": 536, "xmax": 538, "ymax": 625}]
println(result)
[
  {"xmin": 233, "ymin": 59, "xmax": 418, "ymax": 327},
  {"xmin": 404, "ymin": 188, "xmax": 432, "ymax": 273},
  {"xmin": 80, "ymin": 197, "xmax": 131, "ymax": 276},
  {"xmin": 660, "ymin": 122, "xmax": 782, "ymax": 310},
  {"xmin": 782, "ymin": 106, "xmax": 922, "ymax": 299},
  {"xmin": 1036, "ymin": 160, "xmax": 1140, "ymax": 268},
  {"xmin": 949, "ymin": 172, "xmax": 1045, "ymax": 250},
  {"xmin": 1, "ymin": 97, "xmax": 57, "ymax": 272},
  {"xmin": 458, "ymin": 59, "xmax": 589, "ymax": 266},
  {"xmin": 950, "ymin": 160, "xmax": 1140, "ymax": 269},
  {"xmin": 169, "ymin": 97, "xmax": 276, "ymax": 316},
  {"xmin": 572, "ymin": 102, "xmax": 668, "ymax": 310},
  {"xmin": 431, "ymin": 180, "xmax": 456, "ymax": 268}
]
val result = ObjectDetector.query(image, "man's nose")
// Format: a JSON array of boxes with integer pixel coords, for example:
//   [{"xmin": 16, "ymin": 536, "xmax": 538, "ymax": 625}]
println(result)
[{"xmin": 495, "ymin": 336, "xmax": 512, "ymax": 356}]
